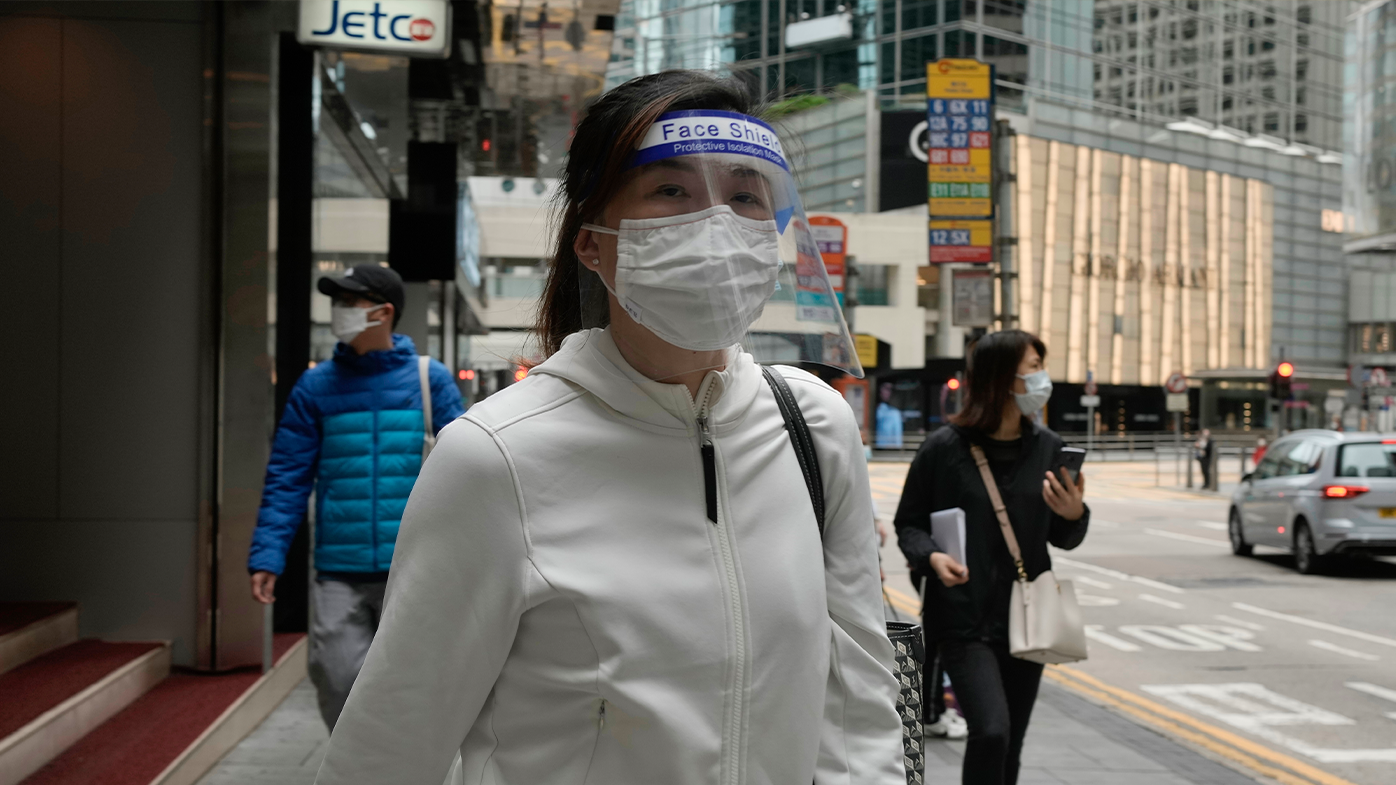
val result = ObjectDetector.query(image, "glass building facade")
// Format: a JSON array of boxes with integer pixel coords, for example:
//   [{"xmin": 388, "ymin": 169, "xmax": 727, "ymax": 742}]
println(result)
[
  {"xmin": 1345, "ymin": 0, "xmax": 1396, "ymax": 252},
  {"xmin": 607, "ymin": 0, "xmax": 1343, "ymax": 153}
]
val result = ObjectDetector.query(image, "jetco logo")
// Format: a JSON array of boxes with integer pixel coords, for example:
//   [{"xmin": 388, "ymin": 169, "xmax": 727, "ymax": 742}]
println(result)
[{"xmin": 298, "ymin": 0, "xmax": 451, "ymax": 57}]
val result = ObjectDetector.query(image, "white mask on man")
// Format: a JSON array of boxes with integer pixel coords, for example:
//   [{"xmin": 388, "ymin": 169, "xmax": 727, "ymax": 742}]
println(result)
[{"xmin": 330, "ymin": 302, "xmax": 385, "ymax": 344}]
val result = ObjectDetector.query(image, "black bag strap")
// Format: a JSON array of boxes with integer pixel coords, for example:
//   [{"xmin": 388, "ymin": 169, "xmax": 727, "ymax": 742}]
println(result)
[{"xmin": 761, "ymin": 365, "xmax": 825, "ymax": 537}]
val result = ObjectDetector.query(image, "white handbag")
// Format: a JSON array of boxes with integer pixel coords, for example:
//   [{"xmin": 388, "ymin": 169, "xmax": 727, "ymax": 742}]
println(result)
[{"xmin": 968, "ymin": 445, "xmax": 1088, "ymax": 665}]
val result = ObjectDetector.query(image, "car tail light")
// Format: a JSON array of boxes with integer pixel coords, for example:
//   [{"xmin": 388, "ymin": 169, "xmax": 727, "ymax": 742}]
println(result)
[{"xmin": 1323, "ymin": 485, "xmax": 1370, "ymax": 499}]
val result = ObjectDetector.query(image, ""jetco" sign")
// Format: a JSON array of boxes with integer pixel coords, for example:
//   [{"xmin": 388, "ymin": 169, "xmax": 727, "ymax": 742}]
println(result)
[{"xmin": 298, "ymin": 0, "xmax": 452, "ymax": 58}]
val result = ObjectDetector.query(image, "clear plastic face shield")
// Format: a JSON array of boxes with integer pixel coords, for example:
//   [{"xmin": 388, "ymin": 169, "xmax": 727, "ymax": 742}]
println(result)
[{"xmin": 576, "ymin": 110, "xmax": 863, "ymax": 380}]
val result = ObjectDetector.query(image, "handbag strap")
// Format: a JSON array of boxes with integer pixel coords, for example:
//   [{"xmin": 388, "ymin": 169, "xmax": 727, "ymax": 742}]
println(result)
[
  {"xmin": 760, "ymin": 365, "xmax": 825, "ymax": 538},
  {"xmin": 968, "ymin": 444, "xmax": 1028, "ymax": 582}
]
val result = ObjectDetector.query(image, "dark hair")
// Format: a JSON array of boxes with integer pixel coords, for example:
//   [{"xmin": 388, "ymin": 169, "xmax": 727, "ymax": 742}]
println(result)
[
  {"xmin": 952, "ymin": 330, "xmax": 1048, "ymax": 433},
  {"xmin": 533, "ymin": 71, "xmax": 761, "ymax": 359}
]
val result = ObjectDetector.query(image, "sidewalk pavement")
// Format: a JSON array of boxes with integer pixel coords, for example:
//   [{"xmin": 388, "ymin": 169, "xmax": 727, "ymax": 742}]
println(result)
[
  {"xmin": 195, "ymin": 680, "xmax": 327, "ymax": 785},
  {"xmin": 930, "ymin": 680, "xmax": 1259, "ymax": 785},
  {"xmin": 200, "ymin": 676, "xmax": 1262, "ymax": 784}
]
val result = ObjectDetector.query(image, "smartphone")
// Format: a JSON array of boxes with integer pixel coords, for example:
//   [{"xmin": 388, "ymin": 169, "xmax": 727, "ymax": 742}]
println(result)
[{"xmin": 1056, "ymin": 447, "xmax": 1087, "ymax": 484}]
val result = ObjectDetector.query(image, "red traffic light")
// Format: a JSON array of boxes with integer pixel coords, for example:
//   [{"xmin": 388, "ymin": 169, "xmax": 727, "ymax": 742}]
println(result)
[
  {"xmin": 946, "ymin": 378, "xmax": 961, "ymax": 391},
  {"xmin": 458, "ymin": 369, "xmax": 476, "ymax": 381},
  {"xmin": 1276, "ymin": 361, "xmax": 1295, "ymax": 378}
]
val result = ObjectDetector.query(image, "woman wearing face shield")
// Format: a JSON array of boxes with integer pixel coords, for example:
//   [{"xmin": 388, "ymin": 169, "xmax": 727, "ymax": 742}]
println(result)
[
  {"xmin": 893, "ymin": 331, "xmax": 1088, "ymax": 785},
  {"xmin": 314, "ymin": 71, "xmax": 905, "ymax": 785}
]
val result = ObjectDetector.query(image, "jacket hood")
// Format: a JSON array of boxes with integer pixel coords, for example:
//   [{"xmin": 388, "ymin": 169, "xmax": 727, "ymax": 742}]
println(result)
[
  {"xmin": 529, "ymin": 328, "xmax": 763, "ymax": 433},
  {"xmin": 332, "ymin": 333, "xmax": 418, "ymax": 374}
]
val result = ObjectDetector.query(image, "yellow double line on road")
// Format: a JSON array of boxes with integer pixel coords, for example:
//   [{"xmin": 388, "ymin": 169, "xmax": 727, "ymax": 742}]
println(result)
[
  {"xmin": 881, "ymin": 584, "xmax": 1358, "ymax": 785},
  {"xmin": 1046, "ymin": 666, "xmax": 1357, "ymax": 785}
]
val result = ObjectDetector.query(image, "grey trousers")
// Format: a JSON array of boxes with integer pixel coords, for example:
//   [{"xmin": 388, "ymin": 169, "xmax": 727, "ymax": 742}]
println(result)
[{"xmin": 308, "ymin": 577, "xmax": 386, "ymax": 730}]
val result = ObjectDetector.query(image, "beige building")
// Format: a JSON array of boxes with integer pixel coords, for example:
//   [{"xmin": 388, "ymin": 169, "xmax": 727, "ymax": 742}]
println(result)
[{"xmin": 1012, "ymin": 135, "xmax": 1274, "ymax": 387}]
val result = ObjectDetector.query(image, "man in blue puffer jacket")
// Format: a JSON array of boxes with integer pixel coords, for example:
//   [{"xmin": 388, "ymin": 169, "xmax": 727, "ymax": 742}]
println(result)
[{"xmin": 248, "ymin": 264, "xmax": 465, "ymax": 729}]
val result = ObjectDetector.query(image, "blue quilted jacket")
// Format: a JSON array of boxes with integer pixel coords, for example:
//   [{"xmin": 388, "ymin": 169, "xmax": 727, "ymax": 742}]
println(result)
[{"xmin": 248, "ymin": 335, "xmax": 466, "ymax": 576}]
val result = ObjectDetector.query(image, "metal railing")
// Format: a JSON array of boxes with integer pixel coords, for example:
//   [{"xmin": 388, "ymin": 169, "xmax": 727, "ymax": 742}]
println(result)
[{"xmin": 873, "ymin": 430, "xmax": 1266, "ymax": 489}]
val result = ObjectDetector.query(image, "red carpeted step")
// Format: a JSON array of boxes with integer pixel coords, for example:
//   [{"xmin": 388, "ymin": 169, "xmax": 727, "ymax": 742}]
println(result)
[
  {"xmin": 20, "ymin": 633, "xmax": 304, "ymax": 785},
  {"xmin": 0, "ymin": 640, "xmax": 164, "ymax": 740},
  {"xmin": 0, "ymin": 603, "xmax": 76, "ymax": 638}
]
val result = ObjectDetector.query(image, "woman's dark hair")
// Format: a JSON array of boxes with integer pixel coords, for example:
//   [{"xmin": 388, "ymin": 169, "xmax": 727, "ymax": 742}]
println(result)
[
  {"xmin": 952, "ymin": 329, "xmax": 1048, "ymax": 433},
  {"xmin": 534, "ymin": 71, "xmax": 761, "ymax": 359}
]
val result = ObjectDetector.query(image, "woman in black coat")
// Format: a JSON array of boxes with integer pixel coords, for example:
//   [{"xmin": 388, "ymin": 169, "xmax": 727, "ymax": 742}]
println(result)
[{"xmin": 894, "ymin": 330, "xmax": 1088, "ymax": 785}]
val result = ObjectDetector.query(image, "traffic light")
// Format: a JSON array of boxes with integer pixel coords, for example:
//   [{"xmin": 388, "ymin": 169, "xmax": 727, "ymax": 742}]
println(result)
[
  {"xmin": 1269, "ymin": 361, "xmax": 1294, "ymax": 400},
  {"xmin": 946, "ymin": 377, "xmax": 961, "ymax": 391}
]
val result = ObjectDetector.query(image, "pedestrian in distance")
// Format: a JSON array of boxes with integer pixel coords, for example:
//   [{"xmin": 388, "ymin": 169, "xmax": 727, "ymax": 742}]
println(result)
[
  {"xmin": 893, "ymin": 330, "xmax": 1089, "ymax": 785},
  {"xmin": 1195, "ymin": 428, "xmax": 1215, "ymax": 489},
  {"xmin": 1252, "ymin": 436, "xmax": 1268, "ymax": 470},
  {"xmin": 248, "ymin": 264, "xmax": 464, "ymax": 730},
  {"xmin": 314, "ymin": 71, "xmax": 904, "ymax": 785}
]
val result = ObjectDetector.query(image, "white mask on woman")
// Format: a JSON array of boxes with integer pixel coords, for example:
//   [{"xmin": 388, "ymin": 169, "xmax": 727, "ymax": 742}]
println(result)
[
  {"xmin": 1014, "ymin": 370, "xmax": 1053, "ymax": 414},
  {"xmin": 330, "ymin": 302, "xmax": 385, "ymax": 344},
  {"xmin": 582, "ymin": 205, "xmax": 781, "ymax": 352}
]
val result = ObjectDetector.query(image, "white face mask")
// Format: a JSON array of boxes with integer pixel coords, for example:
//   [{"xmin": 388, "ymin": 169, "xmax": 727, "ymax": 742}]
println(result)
[
  {"xmin": 582, "ymin": 205, "xmax": 781, "ymax": 352},
  {"xmin": 330, "ymin": 302, "xmax": 385, "ymax": 344},
  {"xmin": 1014, "ymin": 370, "xmax": 1053, "ymax": 414}
]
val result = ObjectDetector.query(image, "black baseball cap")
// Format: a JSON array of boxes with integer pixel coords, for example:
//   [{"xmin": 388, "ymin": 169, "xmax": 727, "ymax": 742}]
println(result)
[{"xmin": 317, "ymin": 264, "xmax": 405, "ymax": 326}]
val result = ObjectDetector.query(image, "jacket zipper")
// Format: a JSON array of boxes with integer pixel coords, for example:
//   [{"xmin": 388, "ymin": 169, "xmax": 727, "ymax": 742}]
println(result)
[
  {"xmin": 690, "ymin": 378, "xmax": 744, "ymax": 785},
  {"xmin": 697, "ymin": 413, "xmax": 717, "ymax": 523}
]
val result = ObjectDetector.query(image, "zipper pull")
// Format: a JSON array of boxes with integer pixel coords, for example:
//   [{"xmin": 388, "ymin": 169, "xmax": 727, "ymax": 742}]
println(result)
[
  {"xmin": 698, "ymin": 415, "xmax": 717, "ymax": 524},
  {"xmin": 598, "ymin": 699, "xmax": 607, "ymax": 730}
]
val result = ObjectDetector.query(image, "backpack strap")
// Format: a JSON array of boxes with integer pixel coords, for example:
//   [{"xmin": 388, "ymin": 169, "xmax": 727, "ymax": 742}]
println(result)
[
  {"xmin": 760, "ymin": 365, "xmax": 825, "ymax": 538},
  {"xmin": 418, "ymin": 356, "xmax": 436, "ymax": 460}
]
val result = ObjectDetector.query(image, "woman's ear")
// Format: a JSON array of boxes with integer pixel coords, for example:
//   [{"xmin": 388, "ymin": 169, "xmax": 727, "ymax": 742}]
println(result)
[{"xmin": 574, "ymin": 226, "xmax": 601, "ymax": 267}]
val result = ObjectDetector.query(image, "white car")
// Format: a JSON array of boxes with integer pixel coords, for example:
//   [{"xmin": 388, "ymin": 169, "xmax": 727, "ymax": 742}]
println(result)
[{"xmin": 1229, "ymin": 430, "xmax": 1396, "ymax": 574}]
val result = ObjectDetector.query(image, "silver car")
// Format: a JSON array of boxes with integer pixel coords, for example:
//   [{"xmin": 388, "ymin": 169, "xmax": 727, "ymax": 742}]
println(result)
[{"xmin": 1230, "ymin": 429, "xmax": 1396, "ymax": 574}]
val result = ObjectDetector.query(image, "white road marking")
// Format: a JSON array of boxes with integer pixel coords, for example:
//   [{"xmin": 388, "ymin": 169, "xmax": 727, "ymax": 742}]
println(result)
[
  {"xmin": 1309, "ymin": 639, "xmax": 1381, "ymax": 661},
  {"xmin": 1193, "ymin": 520, "xmax": 1228, "ymax": 531},
  {"xmin": 1214, "ymin": 614, "xmax": 1265, "ymax": 631},
  {"xmin": 1140, "ymin": 683, "xmax": 1396, "ymax": 762},
  {"xmin": 1076, "ymin": 593, "xmax": 1121, "ymax": 606},
  {"xmin": 1345, "ymin": 682, "xmax": 1396, "ymax": 720},
  {"xmin": 1084, "ymin": 624, "xmax": 1142, "ymax": 651},
  {"xmin": 1139, "ymin": 593, "xmax": 1187, "ymax": 610},
  {"xmin": 1074, "ymin": 575, "xmax": 1114, "ymax": 590},
  {"xmin": 1232, "ymin": 602, "xmax": 1396, "ymax": 649},
  {"xmin": 1144, "ymin": 528, "xmax": 1231, "ymax": 547},
  {"xmin": 1054, "ymin": 556, "xmax": 1186, "ymax": 594},
  {"xmin": 1179, "ymin": 625, "xmax": 1263, "ymax": 652},
  {"xmin": 1120, "ymin": 625, "xmax": 1225, "ymax": 651}
]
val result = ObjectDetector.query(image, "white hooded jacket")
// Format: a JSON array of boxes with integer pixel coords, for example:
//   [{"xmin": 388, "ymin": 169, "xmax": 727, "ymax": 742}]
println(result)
[{"xmin": 315, "ymin": 328, "xmax": 905, "ymax": 785}]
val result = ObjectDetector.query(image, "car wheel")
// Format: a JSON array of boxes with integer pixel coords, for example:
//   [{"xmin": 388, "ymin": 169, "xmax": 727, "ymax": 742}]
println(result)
[
  {"xmin": 1229, "ymin": 509, "xmax": 1252, "ymax": 556},
  {"xmin": 1294, "ymin": 522, "xmax": 1324, "ymax": 575}
]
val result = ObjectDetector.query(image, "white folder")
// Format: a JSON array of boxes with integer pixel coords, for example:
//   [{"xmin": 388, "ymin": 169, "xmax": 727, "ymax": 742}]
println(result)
[{"xmin": 930, "ymin": 507, "xmax": 967, "ymax": 566}]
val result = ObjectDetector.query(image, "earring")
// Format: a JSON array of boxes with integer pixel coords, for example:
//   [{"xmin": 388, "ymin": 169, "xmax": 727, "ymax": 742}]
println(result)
[{"xmin": 590, "ymin": 258, "xmax": 600, "ymax": 266}]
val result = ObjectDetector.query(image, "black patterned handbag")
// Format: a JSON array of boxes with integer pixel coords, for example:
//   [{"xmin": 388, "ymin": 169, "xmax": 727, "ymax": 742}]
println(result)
[{"xmin": 761, "ymin": 366, "xmax": 926, "ymax": 785}]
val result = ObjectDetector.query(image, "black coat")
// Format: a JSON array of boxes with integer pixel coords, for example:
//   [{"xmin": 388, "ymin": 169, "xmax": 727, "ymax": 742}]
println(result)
[{"xmin": 893, "ymin": 420, "xmax": 1089, "ymax": 643}]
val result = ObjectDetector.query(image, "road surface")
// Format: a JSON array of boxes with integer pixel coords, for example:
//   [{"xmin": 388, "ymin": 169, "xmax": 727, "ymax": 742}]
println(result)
[{"xmin": 873, "ymin": 458, "xmax": 1396, "ymax": 785}]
